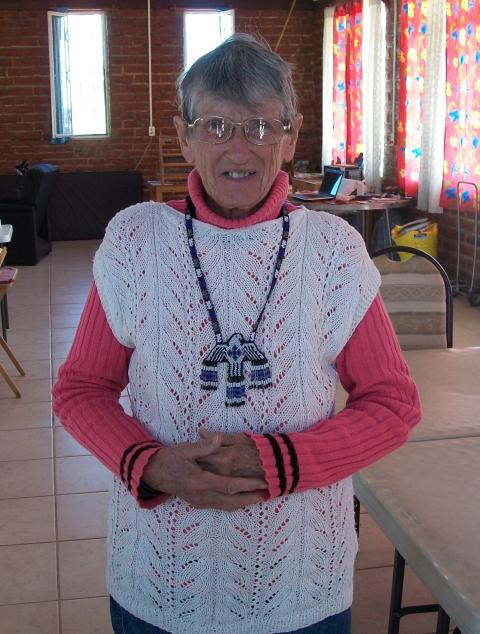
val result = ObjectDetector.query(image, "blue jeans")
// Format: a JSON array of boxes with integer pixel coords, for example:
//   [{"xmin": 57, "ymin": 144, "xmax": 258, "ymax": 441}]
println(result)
[{"xmin": 110, "ymin": 597, "xmax": 351, "ymax": 634}]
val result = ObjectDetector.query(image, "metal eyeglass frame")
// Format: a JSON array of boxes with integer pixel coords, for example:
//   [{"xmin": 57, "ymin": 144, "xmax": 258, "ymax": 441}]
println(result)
[{"xmin": 186, "ymin": 116, "xmax": 292, "ymax": 146}]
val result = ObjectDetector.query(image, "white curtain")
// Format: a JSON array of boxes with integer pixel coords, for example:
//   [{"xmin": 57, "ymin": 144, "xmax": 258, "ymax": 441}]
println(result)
[
  {"xmin": 417, "ymin": 0, "xmax": 446, "ymax": 213},
  {"xmin": 322, "ymin": 1, "xmax": 385, "ymax": 189},
  {"xmin": 362, "ymin": 0, "xmax": 386, "ymax": 193},
  {"xmin": 321, "ymin": 7, "xmax": 335, "ymax": 170}
]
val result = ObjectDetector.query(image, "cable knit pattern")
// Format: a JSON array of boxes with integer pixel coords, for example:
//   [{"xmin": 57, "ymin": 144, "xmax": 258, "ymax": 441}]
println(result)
[{"xmin": 93, "ymin": 203, "xmax": 380, "ymax": 633}]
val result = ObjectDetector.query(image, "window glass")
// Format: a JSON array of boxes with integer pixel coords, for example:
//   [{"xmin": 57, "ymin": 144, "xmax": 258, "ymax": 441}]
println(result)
[
  {"xmin": 183, "ymin": 10, "xmax": 234, "ymax": 71},
  {"xmin": 48, "ymin": 11, "xmax": 109, "ymax": 137}
]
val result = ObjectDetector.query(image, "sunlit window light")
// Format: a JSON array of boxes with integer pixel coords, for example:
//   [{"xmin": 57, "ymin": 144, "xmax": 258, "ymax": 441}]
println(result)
[
  {"xmin": 48, "ymin": 11, "xmax": 109, "ymax": 138},
  {"xmin": 184, "ymin": 10, "xmax": 234, "ymax": 71}
]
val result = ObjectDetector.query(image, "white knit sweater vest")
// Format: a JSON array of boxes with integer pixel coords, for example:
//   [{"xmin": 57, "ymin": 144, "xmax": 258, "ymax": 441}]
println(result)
[{"xmin": 93, "ymin": 203, "xmax": 380, "ymax": 634}]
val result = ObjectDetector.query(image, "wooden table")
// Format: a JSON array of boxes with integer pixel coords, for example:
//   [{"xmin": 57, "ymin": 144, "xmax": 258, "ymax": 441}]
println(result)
[
  {"xmin": 148, "ymin": 180, "xmax": 188, "ymax": 203},
  {"xmin": 289, "ymin": 197, "xmax": 412, "ymax": 248},
  {"xmin": 292, "ymin": 173, "xmax": 323, "ymax": 192}
]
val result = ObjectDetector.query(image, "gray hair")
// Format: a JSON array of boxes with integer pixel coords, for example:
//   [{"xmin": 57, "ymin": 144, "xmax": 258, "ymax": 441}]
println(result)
[{"xmin": 177, "ymin": 33, "xmax": 298, "ymax": 124}]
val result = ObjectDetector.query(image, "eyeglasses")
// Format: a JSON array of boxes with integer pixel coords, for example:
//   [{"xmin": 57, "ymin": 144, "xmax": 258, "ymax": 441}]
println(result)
[{"xmin": 186, "ymin": 116, "xmax": 292, "ymax": 146}]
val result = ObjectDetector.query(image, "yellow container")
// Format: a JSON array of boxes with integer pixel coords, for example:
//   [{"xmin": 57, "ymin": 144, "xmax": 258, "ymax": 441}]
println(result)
[{"xmin": 391, "ymin": 222, "xmax": 438, "ymax": 261}]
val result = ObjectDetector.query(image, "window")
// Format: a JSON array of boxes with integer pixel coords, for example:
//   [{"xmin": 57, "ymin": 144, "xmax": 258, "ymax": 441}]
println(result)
[
  {"xmin": 48, "ymin": 11, "xmax": 109, "ymax": 138},
  {"xmin": 322, "ymin": 0, "xmax": 386, "ymax": 191},
  {"xmin": 183, "ymin": 10, "xmax": 234, "ymax": 71}
]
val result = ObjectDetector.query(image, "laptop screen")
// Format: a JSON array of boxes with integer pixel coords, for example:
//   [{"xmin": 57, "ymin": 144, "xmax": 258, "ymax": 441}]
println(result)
[{"xmin": 320, "ymin": 167, "xmax": 344, "ymax": 196}]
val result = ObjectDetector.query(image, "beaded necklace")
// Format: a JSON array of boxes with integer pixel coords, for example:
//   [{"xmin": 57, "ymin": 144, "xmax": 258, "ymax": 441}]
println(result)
[{"xmin": 185, "ymin": 196, "xmax": 290, "ymax": 407}]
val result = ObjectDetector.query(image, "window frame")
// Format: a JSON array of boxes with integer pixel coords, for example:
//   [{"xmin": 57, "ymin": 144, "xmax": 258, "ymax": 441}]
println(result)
[
  {"xmin": 47, "ymin": 9, "xmax": 110, "ymax": 140},
  {"xmin": 182, "ymin": 9, "xmax": 235, "ymax": 72}
]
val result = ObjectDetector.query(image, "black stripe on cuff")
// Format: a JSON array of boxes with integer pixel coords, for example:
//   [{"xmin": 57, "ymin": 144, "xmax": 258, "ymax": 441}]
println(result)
[
  {"xmin": 279, "ymin": 433, "xmax": 299, "ymax": 494},
  {"xmin": 126, "ymin": 443, "xmax": 161, "ymax": 492},
  {"xmin": 138, "ymin": 479, "xmax": 164, "ymax": 500},
  {"xmin": 120, "ymin": 441, "xmax": 155, "ymax": 485},
  {"xmin": 264, "ymin": 433, "xmax": 287, "ymax": 496}
]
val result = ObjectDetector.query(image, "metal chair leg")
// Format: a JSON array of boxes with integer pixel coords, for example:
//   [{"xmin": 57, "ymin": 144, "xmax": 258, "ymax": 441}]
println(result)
[
  {"xmin": 0, "ymin": 296, "xmax": 7, "ymax": 341},
  {"xmin": 2, "ymin": 294, "xmax": 9, "ymax": 329},
  {"xmin": 436, "ymin": 607, "xmax": 450, "ymax": 634},
  {"xmin": 354, "ymin": 496, "xmax": 360, "ymax": 536},
  {"xmin": 388, "ymin": 549, "xmax": 405, "ymax": 634}
]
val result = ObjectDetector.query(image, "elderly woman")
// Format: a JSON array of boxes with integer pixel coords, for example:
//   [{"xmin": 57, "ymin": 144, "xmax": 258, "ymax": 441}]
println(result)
[{"xmin": 53, "ymin": 34, "xmax": 420, "ymax": 634}]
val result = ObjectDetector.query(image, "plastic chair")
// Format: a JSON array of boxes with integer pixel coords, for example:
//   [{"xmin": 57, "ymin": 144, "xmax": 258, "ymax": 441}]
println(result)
[
  {"xmin": 372, "ymin": 245, "xmax": 453, "ymax": 350},
  {"xmin": 0, "ymin": 163, "xmax": 59, "ymax": 265}
]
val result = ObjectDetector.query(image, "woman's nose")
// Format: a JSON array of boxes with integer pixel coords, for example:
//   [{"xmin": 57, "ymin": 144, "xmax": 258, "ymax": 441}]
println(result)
[{"xmin": 225, "ymin": 125, "xmax": 253, "ymax": 157}]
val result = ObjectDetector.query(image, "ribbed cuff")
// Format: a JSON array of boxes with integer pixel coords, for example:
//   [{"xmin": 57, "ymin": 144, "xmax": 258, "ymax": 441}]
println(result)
[
  {"xmin": 119, "ymin": 443, "xmax": 168, "ymax": 509},
  {"xmin": 246, "ymin": 432, "xmax": 299, "ymax": 499}
]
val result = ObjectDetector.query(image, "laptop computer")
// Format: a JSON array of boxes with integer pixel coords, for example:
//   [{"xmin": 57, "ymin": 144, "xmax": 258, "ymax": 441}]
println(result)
[{"xmin": 292, "ymin": 166, "xmax": 344, "ymax": 202}]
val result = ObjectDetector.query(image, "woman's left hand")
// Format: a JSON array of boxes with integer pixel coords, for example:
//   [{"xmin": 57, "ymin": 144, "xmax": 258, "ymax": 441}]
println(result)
[{"xmin": 197, "ymin": 429, "xmax": 265, "ymax": 480}]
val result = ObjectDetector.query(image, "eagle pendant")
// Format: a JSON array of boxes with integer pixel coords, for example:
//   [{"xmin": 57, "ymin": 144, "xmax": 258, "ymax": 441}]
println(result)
[{"xmin": 199, "ymin": 333, "xmax": 272, "ymax": 407}]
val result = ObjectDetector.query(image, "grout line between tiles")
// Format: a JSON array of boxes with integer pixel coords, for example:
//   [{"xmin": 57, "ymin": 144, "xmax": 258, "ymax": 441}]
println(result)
[
  {"xmin": 0, "ymin": 455, "xmax": 54, "ymax": 463},
  {"xmin": 57, "ymin": 536, "xmax": 107, "ymax": 544},
  {"xmin": 0, "ymin": 537, "xmax": 57, "ymax": 548},
  {"xmin": 0, "ymin": 423, "xmax": 53, "ymax": 431},
  {"xmin": 44, "ymin": 256, "xmax": 62, "ymax": 634},
  {"xmin": 52, "ymin": 296, "xmax": 63, "ymax": 634},
  {"xmin": 59, "ymin": 593, "xmax": 110, "ymax": 603},
  {"xmin": 0, "ymin": 598, "xmax": 62, "ymax": 607},
  {"xmin": 55, "ymin": 490, "xmax": 108, "ymax": 496},
  {"xmin": 0, "ymin": 493, "xmax": 54, "ymax": 501},
  {"xmin": 355, "ymin": 563, "xmax": 393, "ymax": 572}
]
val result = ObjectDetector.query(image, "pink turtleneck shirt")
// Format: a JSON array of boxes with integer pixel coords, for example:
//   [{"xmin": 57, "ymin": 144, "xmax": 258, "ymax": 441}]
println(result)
[{"xmin": 52, "ymin": 170, "xmax": 421, "ymax": 507}]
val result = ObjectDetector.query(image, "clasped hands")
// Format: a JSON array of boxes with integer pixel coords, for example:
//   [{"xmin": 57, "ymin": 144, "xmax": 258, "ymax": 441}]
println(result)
[{"xmin": 142, "ymin": 429, "xmax": 267, "ymax": 512}]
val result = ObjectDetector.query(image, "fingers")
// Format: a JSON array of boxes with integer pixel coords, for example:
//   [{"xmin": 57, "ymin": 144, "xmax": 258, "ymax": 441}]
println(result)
[
  {"xmin": 201, "ymin": 470, "xmax": 267, "ymax": 494},
  {"xmin": 144, "ymin": 437, "xmax": 268, "ymax": 512},
  {"xmin": 178, "ymin": 435, "xmax": 221, "ymax": 460},
  {"xmin": 177, "ymin": 465, "xmax": 266, "ymax": 511}
]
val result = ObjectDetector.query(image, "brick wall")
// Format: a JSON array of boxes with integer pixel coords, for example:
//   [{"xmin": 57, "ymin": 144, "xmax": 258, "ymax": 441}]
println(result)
[
  {"xmin": 0, "ymin": 2, "xmax": 323, "ymax": 198},
  {"xmin": 426, "ymin": 207, "xmax": 480, "ymax": 292}
]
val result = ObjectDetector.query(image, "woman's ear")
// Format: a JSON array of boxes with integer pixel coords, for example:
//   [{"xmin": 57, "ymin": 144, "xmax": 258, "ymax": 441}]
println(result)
[
  {"xmin": 174, "ymin": 116, "xmax": 195, "ymax": 164},
  {"xmin": 282, "ymin": 113, "xmax": 303, "ymax": 163}
]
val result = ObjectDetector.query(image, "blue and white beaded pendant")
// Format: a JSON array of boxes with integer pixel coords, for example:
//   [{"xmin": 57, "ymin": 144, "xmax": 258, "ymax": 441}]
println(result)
[{"xmin": 185, "ymin": 197, "xmax": 290, "ymax": 407}]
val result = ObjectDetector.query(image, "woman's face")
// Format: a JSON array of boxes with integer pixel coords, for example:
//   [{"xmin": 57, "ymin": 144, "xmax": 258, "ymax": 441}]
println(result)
[{"xmin": 174, "ymin": 98, "xmax": 303, "ymax": 220}]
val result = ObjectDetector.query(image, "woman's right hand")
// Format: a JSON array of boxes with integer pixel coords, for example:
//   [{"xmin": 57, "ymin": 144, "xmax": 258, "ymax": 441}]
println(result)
[{"xmin": 142, "ymin": 436, "xmax": 267, "ymax": 512}]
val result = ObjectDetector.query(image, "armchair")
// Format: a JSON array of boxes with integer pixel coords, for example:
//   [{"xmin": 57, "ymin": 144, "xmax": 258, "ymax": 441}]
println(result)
[{"xmin": 0, "ymin": 163, "xmax": 59, "ymax": 265}]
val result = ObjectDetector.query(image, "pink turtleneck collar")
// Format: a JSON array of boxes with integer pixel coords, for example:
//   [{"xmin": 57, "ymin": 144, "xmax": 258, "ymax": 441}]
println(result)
[{"xmin": 167, "ymin": 169, "xmax": 299, "ymax": 229}]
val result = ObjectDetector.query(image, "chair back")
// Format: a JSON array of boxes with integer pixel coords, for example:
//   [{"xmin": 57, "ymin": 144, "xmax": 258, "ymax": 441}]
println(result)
[
  {"xmin": 19, "ymin": 164, "xmax": 59, "ymax": 209},
  {"xmin": 0, "ymin": 247, "xmax": 6, "ymax": 268},
  {"xmin": 157, "ymin": 131, "xmax": 192, "ymax": 192},
  {"xmin": 372, "ymin": 245, "xmax": 453, "ymax": 349}
]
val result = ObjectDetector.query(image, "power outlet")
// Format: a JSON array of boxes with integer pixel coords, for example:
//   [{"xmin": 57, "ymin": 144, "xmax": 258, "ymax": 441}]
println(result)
[{"xmin": 148, "ymin": 126, "xmax": 156, "ymax": 137}]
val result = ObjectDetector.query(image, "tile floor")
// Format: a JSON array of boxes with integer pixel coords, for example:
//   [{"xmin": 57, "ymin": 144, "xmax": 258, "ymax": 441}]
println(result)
[{"xmin": 0, "ymin": 240, "xmax": 479, "ymax": 634}]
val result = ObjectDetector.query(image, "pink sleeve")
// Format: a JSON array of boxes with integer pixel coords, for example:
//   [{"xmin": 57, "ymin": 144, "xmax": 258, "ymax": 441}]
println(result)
[
  {"xmin": 247, "ymin": 294, "xmax": 422, "ymax": 498},
  {"xmin": 52, "ymin": 283, "xmax": 168, "ymax": 509}
]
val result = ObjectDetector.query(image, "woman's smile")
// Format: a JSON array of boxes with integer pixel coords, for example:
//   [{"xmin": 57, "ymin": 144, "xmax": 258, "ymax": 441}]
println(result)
[{"xmin": 221, "ymin": 170, "xmax": 256, "ymax": 179}]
